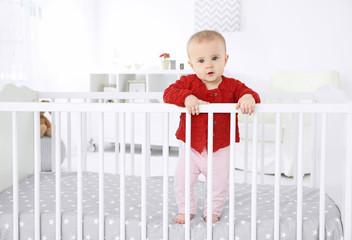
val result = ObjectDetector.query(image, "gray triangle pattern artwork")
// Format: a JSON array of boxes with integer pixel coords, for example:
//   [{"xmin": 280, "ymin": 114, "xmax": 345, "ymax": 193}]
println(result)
[{"xmin": 194, "ymin": 0, "xmax": 240, "ymax": 32}]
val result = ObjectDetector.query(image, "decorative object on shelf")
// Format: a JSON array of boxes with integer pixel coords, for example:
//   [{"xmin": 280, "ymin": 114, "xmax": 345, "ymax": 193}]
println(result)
[
  {"xmin": 180, "ymin": 63, "xmax": 184, "ymax": 70},
  {"xmin": 159, "ymin": 53, "xmax": 170, "ymax": 70},
  {"xmin": 170, "ymin": 60, "xmax": 176, "ymax": 70},
  {"xmin": 127, "ymin": 80, "xmax": 146, "ymax": 102}
]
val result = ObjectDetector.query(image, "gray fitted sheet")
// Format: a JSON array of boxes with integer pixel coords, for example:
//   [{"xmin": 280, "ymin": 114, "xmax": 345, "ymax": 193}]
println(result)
[{"xmin": 0, "ymin": 172, "xmax": 343, "ymax": 240}]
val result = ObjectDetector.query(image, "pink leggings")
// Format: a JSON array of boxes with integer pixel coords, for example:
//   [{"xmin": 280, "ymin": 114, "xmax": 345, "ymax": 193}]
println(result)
[{"xmin": 174, "ymin": 145, "xmax": 230, "ymax": 217}]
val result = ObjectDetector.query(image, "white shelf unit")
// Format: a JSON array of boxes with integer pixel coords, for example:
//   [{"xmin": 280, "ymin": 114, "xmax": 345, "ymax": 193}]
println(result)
[{"xmin": 89, "ymin": 70, "xmax": 192, "ymax": 150}]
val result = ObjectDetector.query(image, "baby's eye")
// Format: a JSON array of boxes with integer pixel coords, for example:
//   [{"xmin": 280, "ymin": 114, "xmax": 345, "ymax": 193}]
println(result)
[
  {"xmin": 212, "ymin": 56, "xmax": 218, "ymax": 61},
  {"xmin": 198, "ymin": 59, "xmax": 204, "ymax": 63}
]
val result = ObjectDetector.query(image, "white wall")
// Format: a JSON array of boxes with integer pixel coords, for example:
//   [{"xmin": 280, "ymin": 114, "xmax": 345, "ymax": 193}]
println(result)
[
  {"xmin": 31, "ymin": 0, "xmax": 352, "ymax": 97},
  {"xmin": 94, "ymin": 0, "xmax": 352, "ymax": 96},
  {"xmin": 33, "ymin": 0, "xmax": 98, "ymax": 92}
]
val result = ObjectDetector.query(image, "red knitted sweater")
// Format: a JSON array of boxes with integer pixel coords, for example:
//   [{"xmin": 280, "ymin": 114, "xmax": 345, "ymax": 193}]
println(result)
[{"xmin": 163, "ymin": 74, "xmax": 261, "ymax": 153}]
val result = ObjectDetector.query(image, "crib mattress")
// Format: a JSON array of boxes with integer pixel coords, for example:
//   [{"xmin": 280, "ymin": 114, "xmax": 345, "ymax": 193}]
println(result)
[{"xmin": 0, "ymin": 172, "xmax": 343, "ymax": 240}]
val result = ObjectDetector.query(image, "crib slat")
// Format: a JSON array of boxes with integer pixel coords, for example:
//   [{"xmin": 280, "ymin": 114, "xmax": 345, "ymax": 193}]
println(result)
[
  {"xmin": 244, "ymin": 115, "xmax": 249, "ymax": 183},
  {"xmin": 98, "ymin": 112, "xmax": 105, "ymax": 240},
  {"xmin": 12, "ymin": 111, "xmax": 19, "ymax": 240},
  {"xmin": 344, "ymin": 113, "xmax": 352, "ymax": 240},
  {"xmin": 55, "ymin": 111, "xmax": 62, "ymax": 240},
  {"xmin": 67, "ymin": 99, "xmax": 72, "ymax": 172},
  {"xmin": 51, "ymin": 102, "xmax": 56, "ymax": 172},
  {"xmin": 34, "ymin": 111, "xmax": 41, "ymax": 240},
  {"xmin": 311, "ymin": 113, "xmax": 317, "ymax": 188},
  {"xmin": 114, "ymin": 111, "xmax": 119, "ymax": 175},
  {"xmin": 141, "ymin": 113, "xmax": 147, "ymax": 240},
  {"xmin": 207, "ymin": 112, "xmax": 213, "ymax": 240},
  {"xmin": 251, "ymin": 113, "xmax": 258, "ymax": 240},
  {"xmin": 260, "ymin": 113, "xmax": 265, "ymax": 184},
  {"xmin": 185, "ymin": 113, "xmax": 191, "ymax": 240},
  {"xmin": 130, "ymin": 112, "xmax": 135, "ymax": 175},
  {"xmin": 77, "ymin": 112, "xmax": 83, "ymax": 240},
  {"xmin": 120, "ymin": 112, "xmax": 126, "ymax": 240},
  {"xmin": 274, "ymin": 113, "xmax": 281, "ymax": 240},
  {"xmin": 82, "ymin": 98, "xmax": 88, "ymax": 172},
  {"xmin": 296, "ymin": 113, "xmax": 304, "ymax": 240},
  {"xmin": 147, "ymin": 113, "xmax": 151, "ymax": 177},
  {"xmin": 229, "ymin": 112, "xmax": 236, "ymax": 240},
  {"xmin": 162, "ymin": 113, "xmax": 169, "ymax": 240},
  {"xmin": 319, "ymin": 113, "xmax": 327, "ymax": 240}
]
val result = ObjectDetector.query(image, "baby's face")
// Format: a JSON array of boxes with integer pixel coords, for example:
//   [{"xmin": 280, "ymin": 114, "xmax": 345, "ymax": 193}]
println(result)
[{"xmin": 188, "ymin": 38, "xmax": 228, "ymax": 86}]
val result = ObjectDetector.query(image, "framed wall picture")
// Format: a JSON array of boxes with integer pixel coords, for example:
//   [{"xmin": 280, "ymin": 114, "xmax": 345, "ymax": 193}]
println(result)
[{"xmin": 127, "ymin": 80, "xmax": 146, "ymax": 102}]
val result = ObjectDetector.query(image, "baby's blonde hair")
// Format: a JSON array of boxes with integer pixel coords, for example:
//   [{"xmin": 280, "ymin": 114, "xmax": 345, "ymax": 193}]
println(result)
[{"xmin": 187, "ymin": 30, "xmax": 227, "ymax": 57}]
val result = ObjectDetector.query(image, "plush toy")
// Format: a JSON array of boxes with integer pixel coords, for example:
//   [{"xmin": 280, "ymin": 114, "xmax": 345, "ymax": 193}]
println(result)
[{"xmin": 40, "ymin": 100, "xmax": 51, "ymax": 137}]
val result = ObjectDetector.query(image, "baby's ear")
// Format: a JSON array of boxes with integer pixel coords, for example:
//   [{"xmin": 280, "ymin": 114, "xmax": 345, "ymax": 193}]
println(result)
[{"xmin": 224, "ymin": 54, "xmax": 229, "ymax": 65}]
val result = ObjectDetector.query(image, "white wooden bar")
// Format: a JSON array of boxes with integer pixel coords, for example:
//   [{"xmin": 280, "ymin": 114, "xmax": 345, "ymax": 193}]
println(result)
[
  {"xmin": 120, "ymin": 112, "xmax": 126, "ymax": 240},
  {"xmin": 34, "ymin": 112, "xmax": 41, "ymax": 240},
  {"xmin": 77, "ymin": 112, "xmax": 83, "ymax": 240},
  {"xmin": 251, "ymin": 113, "xmax": 258, "ymax": 240},
  {"xmin": 274, "ymin": 113, "xmax": 281, "ymax": 240},
  {"xmin": 146, "ymin": 113, "xmax": 151, "ymax": 177},
  {"xmin": 244, "ymin": 115, "xmax": 249, "ymax": 183},
  {"xmin": 296, "ymin": 113, "xmax": 304, "ymax": 240},
  {"xmin": 67, "ymin": 99, "xmax": 72, "ymax": 171},
  {"xmin": 55, "ymin": 112, "xmax": 62, "ymax": 240},
  {"xmin": 162, "ymin": 113, "xmax": 169, "ymax": 240},
  {"xmin": 141, "ymin": 113, "xmax": 147, "ymax": 240},
  {"xmin": 311, "ymin": 113, "xmax": 317, "ymax": 188},
  {"xmin": 12, "ymin": 112, "xmax": 19, "ymax": 240},
  {"xmin": 114, "ymin": 111, "xmax": 119, "ymax": 175},
  {"xmin": 228, "ymin": 112, "xmax": 236, "ymax": 240},
  {"xmin": 260, "ymin": 113, "xmax": 265, "ymax": 184},
  {"xmin": 207, "ymin": 112, "xmax": 213, "ymax": 240},
  {"xmin": 130, "ymin": 112, "xmax": 135, "ymax": 175},
  {"xmin": 51, "ymin": 100, "xmax": 56, "ymax": 172},
  {"xmin": 293, "ymin": 111, "xmax": 299, "ymax": 185},
  {"xmin": 345, "ymin": 113, "xmax": 352, "ymax": 240},
  {"xmin": 98, "ymin": 112, "xmax": 105, "ymax": 240},
  {"xmin": 82, "ymin": 99, "xmax": 88, "ymax": 171},
  {"xmin": 185, "ymin": 113, "xmax": 191, "ymax": 240},
  {"xmin": 319, "ymin": 113, "xmax": 327, "ymax": 240},
  {"xmin": 2, "ymin": 102, "xmax": 352, "ymax": 114}
]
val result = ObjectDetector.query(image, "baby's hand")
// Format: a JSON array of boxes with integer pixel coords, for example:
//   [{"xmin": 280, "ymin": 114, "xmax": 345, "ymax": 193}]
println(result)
[
  {"xmin": 185, "ymin": 95, "xmax": 209, "ymax": 115},
  {"xmin": 236, "ymin": 94, "xmax": 256, "ymax": 115}
]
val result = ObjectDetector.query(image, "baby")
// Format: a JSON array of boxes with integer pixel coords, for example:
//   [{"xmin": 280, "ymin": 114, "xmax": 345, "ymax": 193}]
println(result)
[{"xmin": 163, "ymin": 30, "xmax": 261, "ymax": 223}]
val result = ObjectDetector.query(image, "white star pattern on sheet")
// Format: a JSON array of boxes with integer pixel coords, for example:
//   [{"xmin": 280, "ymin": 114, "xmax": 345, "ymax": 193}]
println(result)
[
  {"xmin": 4, "ymin": 223, "xmax": 9, "ymax": 229},
  {"xmin": 313, "ymin": 229, "xmax": 318, "ymax": 236},
  {"xmin": 0, "ymin": 173, "xmax": 344, "ymax": 239}
]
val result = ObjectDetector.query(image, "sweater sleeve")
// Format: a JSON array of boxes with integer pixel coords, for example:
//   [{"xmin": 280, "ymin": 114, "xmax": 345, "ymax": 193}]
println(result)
[
  {"xmin": 163, "ymin": 75, "xmax": 193, "ymax": 107},
  {"xmin": 233, "ymin": 80, "xmax": 261, "ymax": 104}
]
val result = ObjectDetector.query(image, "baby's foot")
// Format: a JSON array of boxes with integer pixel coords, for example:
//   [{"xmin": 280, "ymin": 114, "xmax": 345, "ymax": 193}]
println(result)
[
  {"xmin": 204, "ymin": 215, "xmax": 219, "ymax": 223},
  {"xmin": 173, "ymin": 214, "xmax": 194, "ymax": 224}
]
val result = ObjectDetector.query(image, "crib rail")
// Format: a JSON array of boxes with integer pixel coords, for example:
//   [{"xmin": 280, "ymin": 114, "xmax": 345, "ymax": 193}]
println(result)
[{"xmin": 0, "ymin": 101, "xmax": 351, "ymax": 240}]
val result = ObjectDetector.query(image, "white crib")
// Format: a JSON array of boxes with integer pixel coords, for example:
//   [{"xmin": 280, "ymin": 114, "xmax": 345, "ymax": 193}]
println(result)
[{"xmin": 0, "ymin": 85, "xmax": 351, "ymax": 240}]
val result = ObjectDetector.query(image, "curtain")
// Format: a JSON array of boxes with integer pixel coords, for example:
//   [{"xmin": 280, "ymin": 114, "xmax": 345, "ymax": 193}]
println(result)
[{"xmin": 0, "ymin": 0, "xmax": 42, "ymax": 87}]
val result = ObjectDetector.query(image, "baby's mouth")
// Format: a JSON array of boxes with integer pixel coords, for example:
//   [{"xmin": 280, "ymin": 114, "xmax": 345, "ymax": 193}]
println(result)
[{"xmin": 207, "ymin": 72, "xmax": 214, "ymax": 75}]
